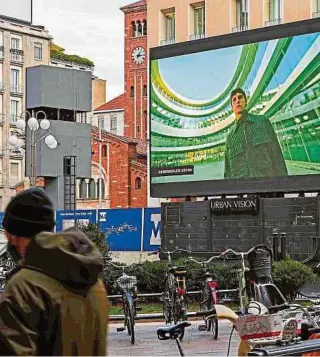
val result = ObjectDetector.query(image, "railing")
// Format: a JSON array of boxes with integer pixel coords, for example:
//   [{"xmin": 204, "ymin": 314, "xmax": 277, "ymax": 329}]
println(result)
[
  {"xmin": 313, "ymin": 11, "xmax": 320, "ymax": 18},
  {"xmin": 0, "ymin": 82, "xmax": 3, "ymax": 92},
  {"xmin": 265, "ymin": 18, "xmax": 283, "ymax": 26},
  {"xmin": 190, "ymin": 33, "xmax": 205, "ymax": 40},
  {"xmin": 50, "ymin": 58, "xmax": 94, "ymax": 71},
  {"xmin": 10, "ymin": 85, "xmax": 24, "ymax": 95},
  {"xmin": 232, "ymin": 25, "xmax": 248, "ymax": 33},
  {"xmin": 9, "ymin": 149, "xmax": 23, "ymax": 158},
  {"xmin": 160, "ymin": 38, "xmax": 176, "ymax": 46},
  {"xmin": 10, "ymin": 49, "xmax": 24, "ymax": 64},
  {"xmin": 0, "ymin": 46, "xmax": 4, "ymax": 60}
]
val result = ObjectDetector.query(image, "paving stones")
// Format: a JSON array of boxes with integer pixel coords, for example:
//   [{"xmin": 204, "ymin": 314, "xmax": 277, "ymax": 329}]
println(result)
[{"xmin": 107, "ymin": 320, "xmax": 240, "ymax": 356}]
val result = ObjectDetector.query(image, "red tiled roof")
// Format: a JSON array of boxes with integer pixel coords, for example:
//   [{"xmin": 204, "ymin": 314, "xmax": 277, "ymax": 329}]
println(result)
[
  {"xmin": 94, "ymin": 94, "xmax": 125, "ymax": 112},
  {"xmin": 120, "ymin": 0, "xmax": 146, "ymax": 12}
]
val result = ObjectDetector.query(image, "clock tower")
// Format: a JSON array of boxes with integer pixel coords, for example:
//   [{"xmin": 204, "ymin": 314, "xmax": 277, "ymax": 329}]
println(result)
[{"xmin": 121, "ymin": 0, "xmax": 148, "ymax": 140}]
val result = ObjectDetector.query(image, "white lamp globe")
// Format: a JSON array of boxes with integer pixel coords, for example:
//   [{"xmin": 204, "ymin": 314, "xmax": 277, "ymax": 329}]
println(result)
[
  {"xmin": 8, "ymin": 135, "xmax": 18, "ymax": 147},
  {"xmin": 16, "ymin": 119, "xmax": 26, "ymax": 130},
  {"xmin": 47, "ymin": 140, "xmax": 58, "ymax": 150},
  {"xmin": 14, "ymin": 139, "xmax": 23, "ymax": 150},
  {"xmin": 45, "ymin": 135, "xmax": 56, "ymax": 147},
  {"xmin": 28, "ymin": 117, "xmax": 39, "ymax": 131},
  {"xmin": 40, "ymin": 119, "xmax": 50, "ymax": 130}
]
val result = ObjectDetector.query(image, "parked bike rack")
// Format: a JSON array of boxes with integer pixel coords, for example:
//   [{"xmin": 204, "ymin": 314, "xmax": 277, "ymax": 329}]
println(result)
[{"xmin": 108, "ymin": 289, "xmax": 239, "ymax": 321}]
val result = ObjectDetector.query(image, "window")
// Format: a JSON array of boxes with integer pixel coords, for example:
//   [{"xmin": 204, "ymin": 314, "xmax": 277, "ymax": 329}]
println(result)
[
  {"xmin": 10, "ymin": 99, "xmax": 19, "ymax": 122},
  {"xmin": 98, "ymin": 116, "xmax": 105, "ymax": 129},
  {"xmin": 10, "ymin": 38, "xmax": 20, "ymax": 50},
  {"xmin": 236, "ymin": 0, "xmax": 248, "ymax": 28},
  {"xmin": 97, "ymin": 178, "xmax": 105, "ymax": 199},
  {"xmin": 137, "ymin": 21, "xmax": 143, "ymax": 36},
  {"xmin": 165, "ymin": 12, "xmax": 175, "ymax": 42},
  {"xmin": 34, "ymin": 43, "xmax": 42, "ymax": 60},
  {"xmin": 10, "ymin": 68, "xmax": 20, "ymax": 92},
  {"xmin": 102, "ymin": 145, "xmax": 107, "ymax": 157},
  {"xmin": 110, "ymin": 114, "xmax": 117, "ymax": 134},
  {"xmin": 89, "ymin": 179, "xmax": 96, "ymax": 199},
  {"xmin": 131, "ymin": 21, "xmax": 136, "ymax": 37},
  {"xmin": 135, "ymin": 177, "xmax": 142, "ymax": 190},
  {"xmin": 194, "ymin": 6, "xmax": 205, "ymax": 36},
  {"xmin": 130, "ymin": 86, "xmax": 135, "ymax": 97},
  {"xmin": 269, "ymin": 0, "xmax": 283, "ymax": 21},
  {"xmin": 143, "ymin": 85, "xmax": 147, "ymax": 97},
  {"xmin": 317, "ymin": 0, "xmax": 320, "ymax": 12},
  {"xmin": 10, "ymin": 163, "xmax": 19, "ymax": 183},
  {"xmin": 137, "ymin": 125, "xmax": 140, "ymax": 134},
  {"xmin": 143, "ymin": 20, "xmax": 147, "ymax": 36},
  {"xmin": 79, "ymin": 179, "xmax": 87, "ymax": 199}
]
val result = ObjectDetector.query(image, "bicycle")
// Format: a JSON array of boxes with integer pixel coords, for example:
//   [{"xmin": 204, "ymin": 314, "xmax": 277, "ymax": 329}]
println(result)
[
  {"xmin": 149, "ymin": 248, "xmax": 190, "ymax": 337},
  {"xmin": 106, "ymin": 261, "xmax": 140, "ymax": 344},
  {"xmin": 186, "ymin": 255, "xmax": 220, "ymax": 339}
]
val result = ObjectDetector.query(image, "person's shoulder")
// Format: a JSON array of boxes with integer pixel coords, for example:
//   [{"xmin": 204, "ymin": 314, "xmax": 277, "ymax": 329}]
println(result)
[{"xmin": 248, "ymin": 113, "xmax": 268, "ymax": 123}]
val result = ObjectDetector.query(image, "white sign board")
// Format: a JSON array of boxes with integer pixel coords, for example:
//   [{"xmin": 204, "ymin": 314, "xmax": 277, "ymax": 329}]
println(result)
[{"xmin": 0, "ymin": 0, "xmax": 32, "ymax": 23}]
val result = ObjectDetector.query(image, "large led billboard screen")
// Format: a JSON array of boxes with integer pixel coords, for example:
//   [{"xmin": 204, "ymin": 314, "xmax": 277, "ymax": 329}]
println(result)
[{"xmin": 150, "ymin": 19, "xmax": 320, "ymax": 197}]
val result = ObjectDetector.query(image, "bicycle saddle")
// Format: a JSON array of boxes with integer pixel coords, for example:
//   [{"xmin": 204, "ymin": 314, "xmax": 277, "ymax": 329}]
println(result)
[{"xmin": 157, "ymin": 322, "xmax": 191, "ymax": 340}]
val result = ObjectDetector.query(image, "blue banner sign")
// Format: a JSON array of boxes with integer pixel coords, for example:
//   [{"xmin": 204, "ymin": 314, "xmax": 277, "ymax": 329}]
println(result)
[
  {"xmin": 98, "ymin": 209, "xmax": 142, "ymax": 251},
  {"xmin": 143, "ymin": 208, "xmax": 161, "ymax": 251},
  {"xmin": 55, "ymin": 210, "xmax": 97, "ymax": 232}
]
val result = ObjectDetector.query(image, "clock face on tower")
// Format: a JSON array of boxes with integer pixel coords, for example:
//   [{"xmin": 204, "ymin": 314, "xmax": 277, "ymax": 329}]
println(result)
[{"xmin": 132, "ymin": 46, "xmax": 146, "ymax": 64}]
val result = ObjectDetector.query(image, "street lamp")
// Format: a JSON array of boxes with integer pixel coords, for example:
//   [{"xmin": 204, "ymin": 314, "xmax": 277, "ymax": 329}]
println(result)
[{"xmin": 8, "ymin": 110, "xmax": 58, "ymax": 187}]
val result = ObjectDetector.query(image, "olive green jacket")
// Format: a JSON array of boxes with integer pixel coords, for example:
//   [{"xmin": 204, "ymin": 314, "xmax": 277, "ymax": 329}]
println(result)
[
  {"xmin": 224, "ymin": 111, "xmax": 288, "ymax": 179},
  {"xmin": 0, "ymin": 230, "xmax": 108, "ymax": 356}
]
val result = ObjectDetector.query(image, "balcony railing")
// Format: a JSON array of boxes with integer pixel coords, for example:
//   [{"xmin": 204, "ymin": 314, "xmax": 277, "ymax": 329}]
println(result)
[
  {"xmin": 313, "ymin": 11, "xmax": 320, "ymax": 18},
  {"xmin": 0, "ymin": 46, "xmax": 4, "ymax": 60},
  {"xmin": 0, "ymin": 82, "xmax": 4, "ymax": 92},
  {"xmin": 232, "ymin": 25, "xmax": 248, "ymax": 33},
  {"xmin": 10, "ymin": 49, "xmax": 24, "ymax": 64},
  {"xmin": 160, "ymin": 38, "xmax": 176, "ymax": 46},
  {"xmin": 265, "ymin": 18, "xmax": 283, "ymax": 26},
  {"xmin": 190, "ymin": 33, "xmax": 205, "ymax": 40},
  {"xmin": 10, "ymin": 85, "xmax": 24, "ymax": 95},
  {"xmin": 9, "ymin": 149, "xmax": 23, "ymax": 158}
]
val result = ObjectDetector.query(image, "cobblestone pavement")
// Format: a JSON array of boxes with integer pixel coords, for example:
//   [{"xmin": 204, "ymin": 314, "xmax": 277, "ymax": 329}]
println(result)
[{"xmin": 108, "ymin": 320, "xmax": 240, "ymax": 356}]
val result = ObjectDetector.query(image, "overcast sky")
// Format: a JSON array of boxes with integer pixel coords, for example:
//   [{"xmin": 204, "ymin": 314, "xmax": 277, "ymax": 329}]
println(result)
[{"xmin": 33, "ymin": 0, "xmax": 135, "ymax": 102}]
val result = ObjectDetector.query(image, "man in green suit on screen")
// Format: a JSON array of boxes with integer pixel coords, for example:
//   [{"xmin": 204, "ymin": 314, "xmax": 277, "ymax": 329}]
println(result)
[{"xmin": 224, "ymin": 88, "xmax": 288, "ymax": 179}]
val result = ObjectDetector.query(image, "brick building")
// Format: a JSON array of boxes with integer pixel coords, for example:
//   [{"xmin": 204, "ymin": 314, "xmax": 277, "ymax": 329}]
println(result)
[{"xmin": 77, "ymin": 0, "xmax": 148, "ymax": 209}]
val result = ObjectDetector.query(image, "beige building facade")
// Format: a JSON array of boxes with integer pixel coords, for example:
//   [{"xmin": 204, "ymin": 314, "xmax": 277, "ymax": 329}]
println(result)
[
  {"xmin": 0, "ymin": 18, "xmax": 51, "ymax": 209},
  {"xmin": 148, "ymin": 0, "xmax": 320, "ymax": 48}
]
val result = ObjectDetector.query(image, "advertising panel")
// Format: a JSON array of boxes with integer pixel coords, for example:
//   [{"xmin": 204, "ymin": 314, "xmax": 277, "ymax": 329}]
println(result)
[
  {"xmin": 150, "ymin": 19, "xmax": 320, "ymax": 197},
  {"xmin": 0, "ymin": 0, "xmax": 32, "ymax": 23},
  {"xmin": 55, "ymin": 210, "xmax": 96, "ymax": 232},
  {"xmin": 98, "ymin": 209, "xmax": 142, "ymax": 251},
  {"xmin": 143, "ymin": 208, "xmax": 161, "ymax": 251}
]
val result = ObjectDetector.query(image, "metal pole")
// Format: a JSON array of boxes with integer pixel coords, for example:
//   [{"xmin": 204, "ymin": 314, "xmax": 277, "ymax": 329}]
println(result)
[{"xmin": 99, "ymin": 126, "xmax": 102, "ymax": 209}]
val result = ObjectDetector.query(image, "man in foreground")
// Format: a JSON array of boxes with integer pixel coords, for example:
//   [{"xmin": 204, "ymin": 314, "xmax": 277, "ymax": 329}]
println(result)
[
  {"xmin": 0, "ymin": 188, "xmax": 108, "ymax": 355},
  {"xmin": 224, "ymin": 88, "xmax": 288, "ymax": 179}
]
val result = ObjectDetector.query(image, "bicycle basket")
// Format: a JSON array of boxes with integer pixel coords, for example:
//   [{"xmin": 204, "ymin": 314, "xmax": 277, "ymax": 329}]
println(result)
[{"xmin": 116, "ymin": 274, "xmax": 137, "ymax": 290}]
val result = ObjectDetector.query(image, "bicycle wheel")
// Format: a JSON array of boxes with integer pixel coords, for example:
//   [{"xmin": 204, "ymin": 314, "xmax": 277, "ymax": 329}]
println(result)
[
  {"xmin": 174, "ymin": 298, "xmax": 185, "ymax": 341},
  {"xmin": 211, "ymin": 316, "xmax": 219, "ymax": 340},
  {"xmin": 162, "ymin": 281, "xmax": 172, "ymax": 324},
  {"xmin": 127, "ymin": 303, "xmax": 135, "ymax": 344}
]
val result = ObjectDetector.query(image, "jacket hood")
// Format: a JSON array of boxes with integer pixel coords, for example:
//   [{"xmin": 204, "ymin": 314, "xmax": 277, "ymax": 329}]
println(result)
[{"xmin": 23, "ymin": 229, "xmax": 103, "ymax": 289}]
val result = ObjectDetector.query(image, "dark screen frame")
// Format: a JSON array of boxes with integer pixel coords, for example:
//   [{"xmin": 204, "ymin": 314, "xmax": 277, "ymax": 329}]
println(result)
[{"xmin": 149, "ymin": 18, "xmax": 320, "ymax": 198}]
